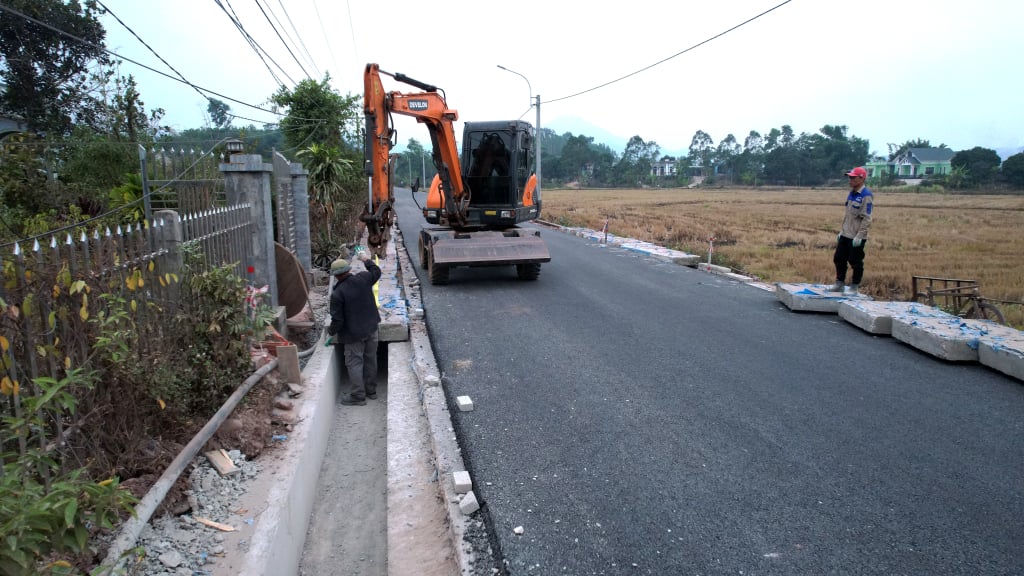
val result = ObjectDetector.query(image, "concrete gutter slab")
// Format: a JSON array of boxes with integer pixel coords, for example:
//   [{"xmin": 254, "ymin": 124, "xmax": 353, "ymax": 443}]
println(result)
[
  {"xmin": 839, "ymin": 300, "xmax": 954, "ymax": 335},
  {"xmin": 776, "ymin": 282, "xmax": 871, "ymax": 313},
  {"xmin": 977, "ymin": 326, "xmax": 1024, "ymax": 382},
  {"xmin": 225, "ymin": 232, "xmax": 400, "ymax": 574},
  {"xmin": 376, "ymin": 234, "xmax": 409, "ymax": 342},
  {"xmin": 890, "ymin": 315, "xmax": 1002, "ymax": 362}
]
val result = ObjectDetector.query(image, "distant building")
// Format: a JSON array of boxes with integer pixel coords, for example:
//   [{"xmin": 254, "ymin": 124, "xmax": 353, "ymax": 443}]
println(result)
[
  {"xmin": 651, "ymin": 158, "xmax": 677, "ymax": 177},
  {"xmin": 866, "ymin": 147, "xmax": 956, "ymax": 179}
]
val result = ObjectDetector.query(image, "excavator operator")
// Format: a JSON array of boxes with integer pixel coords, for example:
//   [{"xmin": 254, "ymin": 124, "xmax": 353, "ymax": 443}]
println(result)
[{"xmin": 468, "ymin": 133, "xmax": 511, "ymax": 178}]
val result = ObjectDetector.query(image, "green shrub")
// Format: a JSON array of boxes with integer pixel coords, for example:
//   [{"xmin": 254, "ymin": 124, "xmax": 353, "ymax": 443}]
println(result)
[{"xmin": 0, "ymin": 369, "xmax": 137, "ymax": 576}]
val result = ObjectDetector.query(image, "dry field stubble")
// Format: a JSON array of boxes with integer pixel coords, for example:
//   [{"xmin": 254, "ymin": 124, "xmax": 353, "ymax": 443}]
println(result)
[{"xmin": 542, "ymin": 187, "xmax": 1024, "ymax": 328}]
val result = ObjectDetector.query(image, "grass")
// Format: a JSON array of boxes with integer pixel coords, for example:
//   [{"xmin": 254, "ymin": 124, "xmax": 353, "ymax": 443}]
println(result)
[{"xmin": 540, "ymin": 186, "xmax": 1024, "ymax": 328}]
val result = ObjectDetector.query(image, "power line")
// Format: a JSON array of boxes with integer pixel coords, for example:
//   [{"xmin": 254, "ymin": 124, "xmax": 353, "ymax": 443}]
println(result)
[
  {"xmin": 214, "ymin": 0, "xmax": 294, "ymax": 86},
  {"xmin": 96, "ymin": 1, "xmax": 214, "ymax": 112},
  {"xmin": 310, "ymin": 0, "xmax": 341, "ymax": 77},
  {"xmin": 273, "ymin": 0, "xmax": 322, "ymax": 78},
  {"xmin": 544, "ymin": 0, "xmax": 795, "ymax": 105},
  {"xmin": 0, "ymin": 1, "xmax": 310, "ymax": 125},
  {"xmin": 252, "ymin": 0, "xmax": 313, "ymax": 80},
  {"xmin": 345, "ymin": 0, "xmax": 358, "ymax": 64}
]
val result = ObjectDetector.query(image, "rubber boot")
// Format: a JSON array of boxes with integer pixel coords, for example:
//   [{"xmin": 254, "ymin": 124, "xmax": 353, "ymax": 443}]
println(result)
[
  {"xmin": 827, "ymin": 281, "xmax": 844, "ymax": 292},
  {"xmin": 847, "ymin": 283, "xmax": 860, "ymax": 295}
]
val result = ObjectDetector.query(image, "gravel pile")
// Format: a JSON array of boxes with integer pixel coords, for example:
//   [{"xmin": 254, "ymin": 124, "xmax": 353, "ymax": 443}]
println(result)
[{"xmin": 126, "ymin": 451, "xmax": 260, "ymax": 576}]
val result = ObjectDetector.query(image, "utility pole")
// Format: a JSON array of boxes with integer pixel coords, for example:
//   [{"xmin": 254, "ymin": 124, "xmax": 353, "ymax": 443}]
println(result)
[
  {"xmin": 497, "ymin": 65, "xmax": 540, "ymax": 201},
  {"xmin": 534, "ymin": 94, "xmax": 541, "ymax": 202}
]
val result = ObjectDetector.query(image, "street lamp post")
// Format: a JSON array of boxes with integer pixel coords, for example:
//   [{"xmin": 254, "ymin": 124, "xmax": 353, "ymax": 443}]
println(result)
[{"xmin": 497, "ymin": 65, "xmax": 541, "ymax": 202}]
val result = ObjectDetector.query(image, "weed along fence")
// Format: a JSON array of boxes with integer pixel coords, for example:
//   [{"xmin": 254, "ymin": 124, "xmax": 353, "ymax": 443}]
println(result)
[
  {"xmin": 0, "ymin": 146, "xmax": 311, "ymax": 525},
  {"xmin": 0, "ymin": 206, "xmax": 255, "ymax": 427},
  {"xmin": 1, "ymin": 146, "xmax": 311, "ymax": 393}
]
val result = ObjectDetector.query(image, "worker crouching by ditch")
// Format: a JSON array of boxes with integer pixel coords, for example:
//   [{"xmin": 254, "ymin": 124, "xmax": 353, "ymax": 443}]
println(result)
[{"xmin": 327, "ymin": 250, "xmax": 382, "ymax": 406}]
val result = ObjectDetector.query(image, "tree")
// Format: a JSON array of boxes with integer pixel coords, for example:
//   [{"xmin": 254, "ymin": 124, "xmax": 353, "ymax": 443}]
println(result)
[
  {"xmin": 763, "ymin": 128, "xmax": 782, "ymax": 153},
  {"xmin": 207, "ymin": 98, "xmax": 232, "ymax": 129},
  {"xmin": 779, "ymin": 125, "xmax": 795, "ymax": 147},
  {"xmin": 689, "ymin": 130, "xmax": 714, "ymax": 177},
  {"xmin": 736, "ymin": 130, "xmax": 765, "ymax": 185},
  {"xmin": 951, "ymin": 146, "xmax": 1001, "ymax": 187},
  {"xmin": 1002, "ymin": 152, "xmax": 1024, "ymax": 188},
  {"xmin": 297, "ymin": 143, "xmax": 355, "ymax": 242},
  {"xmin": 614, "ymin": 135, "xmax": 659, "ymax": 186},
  {"xmin": 715, "ymin": 134, "xmax": 741, "ymax": 181},
  {"xmin": 0, "ymin": 0, "xmax": 110, "ymax": 136},
  {"xmin": 557, "ymin": 134, "xmax": 596, "ymax": 183},
  {"xmin": 270, "ymin": 74, "xmax": 360, "ymax": 152},
  {"xmin": 743, "ymin": 131, "xmax": 764, "ymax": 155}
]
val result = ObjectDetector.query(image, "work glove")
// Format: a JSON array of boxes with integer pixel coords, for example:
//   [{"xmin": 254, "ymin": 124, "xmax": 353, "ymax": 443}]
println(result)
[
  {"xmin": 355, "ymin": 248, "xmax": 371, "ymax": 262},
  {"xmin": 836, "ymin": 233, "xmax": 842, "ymax": 242},
  {"xmin": 852, "ymin": 236, "xmax": 863, "ymax": 248}
]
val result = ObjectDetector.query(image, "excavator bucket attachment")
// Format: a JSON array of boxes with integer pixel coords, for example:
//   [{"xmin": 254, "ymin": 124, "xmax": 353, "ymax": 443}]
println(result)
[{"xmin": 426, "ymin": 229, "xmax": 551, "ymax": 267}]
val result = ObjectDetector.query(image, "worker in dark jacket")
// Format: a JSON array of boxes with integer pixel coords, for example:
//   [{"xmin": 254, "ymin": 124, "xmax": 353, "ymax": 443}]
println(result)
[{"xmin": 328, "ymin": 250, "xmax": 382, "ymax": 405}]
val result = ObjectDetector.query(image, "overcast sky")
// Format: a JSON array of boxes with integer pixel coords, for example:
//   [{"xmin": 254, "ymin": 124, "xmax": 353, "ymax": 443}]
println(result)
[{"xmin": 98, "ymin": 0, "xmax": 1024, "ymax": 158}]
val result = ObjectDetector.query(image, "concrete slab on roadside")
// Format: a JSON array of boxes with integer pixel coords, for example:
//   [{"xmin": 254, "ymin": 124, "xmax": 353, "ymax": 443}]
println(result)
[
  {"xmin": 977, "ymin": 325, "xmax": 1024, "ymax": 382},
  {"xmin": 890, "ymin": 315, "xmax": 1003, "ymax": 363},
  {"xmin": 377, "ymin": 233, "xmax": 409, "ymax": 342},
  {"xmin": 776, "ymin": 282, "xmax": 872, "ymax": 313},
  {"xmin": 838, "ymin": 300, "xmax": 954, "ymax": 335}
]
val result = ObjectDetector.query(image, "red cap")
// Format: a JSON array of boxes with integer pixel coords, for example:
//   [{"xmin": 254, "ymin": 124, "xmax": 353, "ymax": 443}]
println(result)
[{"xmin": 845, "ymin": 167, "xmax": 867, "ymax": 178}]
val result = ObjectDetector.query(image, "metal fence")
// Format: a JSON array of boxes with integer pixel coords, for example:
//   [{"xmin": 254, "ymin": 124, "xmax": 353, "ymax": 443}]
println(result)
[
  {"xmin": 0, "ymin": 207, "xmax": 256, "ymax": 417},
  {"xmin": 0, "ymin": 144, "xmax": 311, "ymax": 443},
  {"xmin": 141, "ymin": 145, "xmax": 226, "ymax": 213}
]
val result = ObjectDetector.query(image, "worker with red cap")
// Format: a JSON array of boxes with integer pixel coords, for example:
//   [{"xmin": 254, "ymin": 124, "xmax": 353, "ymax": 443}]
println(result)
[{"xmin": 827, "ymin": 167, "xmax": 873, "ymax": 294}]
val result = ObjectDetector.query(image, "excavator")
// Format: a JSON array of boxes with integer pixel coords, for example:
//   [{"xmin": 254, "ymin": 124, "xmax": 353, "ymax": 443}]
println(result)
[{"xmin": 361, "ymin": 63, "xmax": 551, "ymax": 285}]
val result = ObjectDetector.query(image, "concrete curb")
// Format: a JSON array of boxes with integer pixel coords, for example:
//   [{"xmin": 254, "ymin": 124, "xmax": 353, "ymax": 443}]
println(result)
[
  {"xmin": 228, "ymin": 328, "xmax": 338, "ymax": 576},
  {"xmin": 391, "ymin": 225, "xmax": 479, "ymax": 574}
]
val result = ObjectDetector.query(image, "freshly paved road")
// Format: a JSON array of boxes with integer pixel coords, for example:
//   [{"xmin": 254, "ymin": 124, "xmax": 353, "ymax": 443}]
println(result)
[{"xmin": 394, "ymin": 189, "xmax": 1024, "ymax": 575}]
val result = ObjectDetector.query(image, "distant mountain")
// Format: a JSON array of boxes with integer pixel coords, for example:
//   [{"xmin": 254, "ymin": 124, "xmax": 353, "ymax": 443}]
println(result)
[
  {"xmin": 543, "ymin": 115, "xmax": 689, "ymax": 158},
  {"xmin": 996, "ymin": 146, "xmax": 1024, "ymax": 161},
  {"xmin": 544, "ymin": 115, "xmax": 628, "ymax": 153}
]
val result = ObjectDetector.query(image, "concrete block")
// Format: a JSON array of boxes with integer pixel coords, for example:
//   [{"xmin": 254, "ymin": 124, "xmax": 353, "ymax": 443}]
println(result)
[
  {"xmin": 977, "ymin": 326, "xmax": 1024, "ymax": 382},
  {"xmin": 458, "ymin": 491, "xmax": 480, "ymax": 515},
  {"xmin": 275, "ymin": 344, "xmax": 301, "ymax": 384},
  {"xmin": 890, "ymin": 315, "xmax": 995, "ymax": 362},
  {"xmin": 456, "ymin": 395, "xmax": 474, "ymax": 412},
  {"xmin": 672, "ymin": 255, "xmax": 701, "ymax": 266},
  {"xmin": 272, "ymin": 305, "xmax": 288, "ymax": 339},
  {"xmin": 698, "ymin": 263, "xmax": 731, "ymax": 275},
  {"xmin": 724, "ymin": 272, "xmax": 754, "ymax": 282},
  {"xmin": 453, "ymin": 471, "xmax": 472, "ymax": 494},
  {"xmin": 838, "ymin": 300, "xmax": 953, "ymax": 335},
  {"xmin": 776, "ymin": 282, "xmax": 871, "ymax": 313}
]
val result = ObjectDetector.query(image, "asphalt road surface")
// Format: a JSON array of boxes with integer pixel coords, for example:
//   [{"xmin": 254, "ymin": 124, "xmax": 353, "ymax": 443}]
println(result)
[{"xmin": 394, "ymin": 189, "xmax": 1024, "ymax": 576}]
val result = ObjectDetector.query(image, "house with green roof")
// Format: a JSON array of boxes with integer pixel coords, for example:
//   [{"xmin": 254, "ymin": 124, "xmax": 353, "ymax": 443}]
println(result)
[{"xmin": 865, "ymin": 147, "xmax": 956, "ymax": 181}]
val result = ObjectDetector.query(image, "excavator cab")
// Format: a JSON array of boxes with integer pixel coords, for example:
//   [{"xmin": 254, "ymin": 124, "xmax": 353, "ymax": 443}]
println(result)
[{"xmin": 424, "ymin": 120, "xmax": 539, "ymax": 228}]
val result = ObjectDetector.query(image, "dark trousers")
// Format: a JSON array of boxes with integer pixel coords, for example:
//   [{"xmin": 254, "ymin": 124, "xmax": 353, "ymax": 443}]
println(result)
[
  {"xmin": 833, "ymin": 236, "xmax": 867, "ymax": 285},
  {"xmin": 336, "ymin": 330, "xmax": 379, "ymax": 400}
]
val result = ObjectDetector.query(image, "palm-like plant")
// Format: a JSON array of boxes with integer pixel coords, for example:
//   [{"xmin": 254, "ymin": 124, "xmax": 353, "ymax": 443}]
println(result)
[{"xmin": 297, "ymin": 143, "xmax": 352, "ymax": 241}]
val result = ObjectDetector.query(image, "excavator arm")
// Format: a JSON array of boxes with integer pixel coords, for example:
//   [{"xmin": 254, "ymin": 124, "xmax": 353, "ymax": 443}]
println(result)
[{"xmin": 363, "ymin": 63, "xmax": 470, "ymax": 253}]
